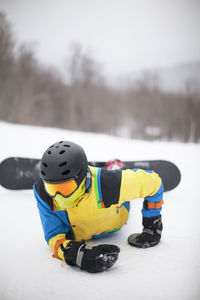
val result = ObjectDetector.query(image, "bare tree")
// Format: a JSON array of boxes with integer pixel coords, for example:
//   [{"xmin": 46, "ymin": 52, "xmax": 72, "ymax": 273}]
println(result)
[{"xmin": 0, "ymin": 11, "xmax": 16, "ymax": 120}]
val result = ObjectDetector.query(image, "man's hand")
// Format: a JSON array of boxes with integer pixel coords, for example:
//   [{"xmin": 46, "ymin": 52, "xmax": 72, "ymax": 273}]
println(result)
[
  {"xmin": 61, "ymin": 240, "xmax": 120, "ymax": 273},
  {"xmin": 128, "ymin": 215, "xmax": 163, "ymax": 248}
]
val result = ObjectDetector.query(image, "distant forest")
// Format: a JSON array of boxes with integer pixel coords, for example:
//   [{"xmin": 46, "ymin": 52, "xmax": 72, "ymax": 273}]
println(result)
[{"xmin": 0, "ymin": 11, "xmax": 200, "ymax": 143}]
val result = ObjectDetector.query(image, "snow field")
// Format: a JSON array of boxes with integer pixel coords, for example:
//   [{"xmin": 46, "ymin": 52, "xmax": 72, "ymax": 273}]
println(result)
[{"xmin": 0, "ymin": 122, "xmax": 200, "ymax": 300}]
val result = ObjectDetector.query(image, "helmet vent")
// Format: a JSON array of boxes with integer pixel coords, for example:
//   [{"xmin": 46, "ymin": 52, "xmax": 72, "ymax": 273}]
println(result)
[
  {"xmin": 59, "ymin": 150, "xmax": 65, "ymax": 155},
  {"xmin": 48, "ymin": 151, "xmax": 51, "ymax": 155},
  {"xmin": 41, "ymin": 171, "xmax": 46, "ymax": 176},
  {"xmin": 59, "ymin": 161, "xmax": 67, "ymax": 167},
  {"xmin": 64, "ymin": 144, "xmax": 71, "ymax": 148},
  {"xmin": 43, "ymin": 163, "xmax": 48, "ymax": 168},
  {"xmin": 62, "ymin": 170, "xmax": 70, "ymax": 175},
  {"xmin": 59, "ymin": 141, "xmax": 63, "ymax": 143}
]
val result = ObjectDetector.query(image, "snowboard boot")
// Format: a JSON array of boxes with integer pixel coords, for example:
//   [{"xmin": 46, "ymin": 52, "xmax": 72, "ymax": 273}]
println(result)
[{"xmin": 128, "ymin": 215, "xmax": 163, "ymax": 248}]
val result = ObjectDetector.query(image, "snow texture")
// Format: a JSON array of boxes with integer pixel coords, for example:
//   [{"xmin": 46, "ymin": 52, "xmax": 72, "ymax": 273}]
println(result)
[{"xmin": 0, "ymin": 121, "xmax": 200, "ymax": 300}]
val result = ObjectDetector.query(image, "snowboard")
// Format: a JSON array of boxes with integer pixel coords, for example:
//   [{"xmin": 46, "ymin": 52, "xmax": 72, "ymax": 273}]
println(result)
[{"xmin": 0, "ymin": 157, "xmax": 181, "ymax": 191}]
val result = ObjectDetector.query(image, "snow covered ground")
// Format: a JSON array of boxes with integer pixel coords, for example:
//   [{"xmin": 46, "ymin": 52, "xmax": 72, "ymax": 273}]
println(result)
[{"xmin": 0, "ymin": 121, "xmax": 200, "ymax": 300}]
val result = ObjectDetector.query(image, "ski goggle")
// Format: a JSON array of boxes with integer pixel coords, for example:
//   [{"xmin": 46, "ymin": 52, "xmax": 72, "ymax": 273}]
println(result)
[{"xmin": 44, "ymin": 179, "xmax": 78, "ymax": 198}]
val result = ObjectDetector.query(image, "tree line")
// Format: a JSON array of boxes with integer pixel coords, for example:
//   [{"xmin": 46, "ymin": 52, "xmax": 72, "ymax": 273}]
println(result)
[{"xmin": 0, "ymin": 11, "xmax": 200, "ymax": 143}]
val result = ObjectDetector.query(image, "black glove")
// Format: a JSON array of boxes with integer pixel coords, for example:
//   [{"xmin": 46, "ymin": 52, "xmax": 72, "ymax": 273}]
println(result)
[
  {"xmin": 128, "ymin": 215, "xmax": 163, "ymax": 248},
  {"xmin": 61, "ymin": 240, "xmax": 120, "ymax": 273}
]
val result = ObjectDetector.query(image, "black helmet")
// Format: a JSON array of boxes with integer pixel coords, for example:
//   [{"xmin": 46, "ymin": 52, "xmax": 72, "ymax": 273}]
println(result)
[{"xmin": 40, "ymin": 141, "xmax": 88, "ymax": 186}]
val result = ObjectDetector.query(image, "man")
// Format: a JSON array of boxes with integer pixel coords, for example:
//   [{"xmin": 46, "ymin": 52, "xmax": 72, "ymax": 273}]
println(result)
[{"xmin": 33, "ymin": 141, "xmax": 164, "ymax": 273}]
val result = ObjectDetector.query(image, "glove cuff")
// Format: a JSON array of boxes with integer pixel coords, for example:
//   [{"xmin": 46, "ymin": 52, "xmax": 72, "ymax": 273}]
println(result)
[
  {"xmin": 61, "ymin": 240, "xmax": 86, "ymax": 266},
  {"xmin": 76, "ymin": 243, "xmax": 85, "ymax": 267}
]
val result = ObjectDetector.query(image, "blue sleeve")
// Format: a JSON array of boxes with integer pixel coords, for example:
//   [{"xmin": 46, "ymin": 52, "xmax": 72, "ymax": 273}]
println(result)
[
  {"xmin": 33, "ymin": 186, "xmax": 72, "ymax": 243},
  {"xmin": 141, "ymin": 182, "xmax": 164, "ymax": 218}
]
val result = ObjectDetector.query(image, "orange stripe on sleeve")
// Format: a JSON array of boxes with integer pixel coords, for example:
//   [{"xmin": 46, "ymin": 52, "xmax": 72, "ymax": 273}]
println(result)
[
  {"xmin": 147, "ymin": 199, "xmax": 164, "ymax": 209},
  {"xmin": 52, "ymin": 238, "xmax": 66, "ymax": 258}
]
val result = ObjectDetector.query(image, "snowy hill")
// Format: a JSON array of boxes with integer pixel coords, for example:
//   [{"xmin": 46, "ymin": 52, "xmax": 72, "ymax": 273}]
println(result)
[
  {"xmin": 0, "ymin": 121, "xmax": 200, "ymax": 300},
  {"xmin": 116, "ymin": 61, "xmax": 200, "ymax": 93},
  {"xmin": 157, "ymin": 61, "xmax": 200, "ymax": 93}
]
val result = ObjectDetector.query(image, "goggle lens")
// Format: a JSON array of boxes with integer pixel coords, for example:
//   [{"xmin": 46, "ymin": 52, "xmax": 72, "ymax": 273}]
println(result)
[{"xmin": 44, "ymin": 179, "xmax": 78, "ymax": 197}]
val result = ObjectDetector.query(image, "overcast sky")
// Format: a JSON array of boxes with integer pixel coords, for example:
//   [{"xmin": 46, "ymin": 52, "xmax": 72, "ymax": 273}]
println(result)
[{"xmin": 1, "ymin": 0, "xmax": 200, "ymax": 78}]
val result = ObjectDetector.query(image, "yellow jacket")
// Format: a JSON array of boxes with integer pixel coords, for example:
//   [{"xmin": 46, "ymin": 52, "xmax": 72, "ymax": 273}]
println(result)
[{"xmin": 33, "ymin": 166, "xmax": 163, "ymax": 261}]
